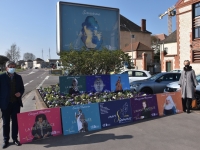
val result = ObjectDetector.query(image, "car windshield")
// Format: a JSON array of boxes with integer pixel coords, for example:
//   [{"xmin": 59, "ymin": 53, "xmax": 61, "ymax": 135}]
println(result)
[{"xmin": 147, "ymin": 73, "xmax": 161, "ymax": 80}]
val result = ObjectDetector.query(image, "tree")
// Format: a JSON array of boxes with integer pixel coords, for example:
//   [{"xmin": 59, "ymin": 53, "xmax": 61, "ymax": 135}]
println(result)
[
  {"xmin": 23, "ymin": 53, "xmax": 36, "ymax": 61},
  {"xmin": 5, "ymin": 43, "xmax": 20, "ymax": 62},
  {"xmin": 151, "ymin": 36, "xmax": 161, "ymax": 62},
  {"xmin": 60, "ymin": 47, "xmax": 132, "ymax": 75}
]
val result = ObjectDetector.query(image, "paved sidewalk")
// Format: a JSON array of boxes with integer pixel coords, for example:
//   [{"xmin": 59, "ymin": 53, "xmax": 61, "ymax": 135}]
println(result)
[{"xmin": 1, "ymin": 91, "xmax": 200, "ymax": 150}]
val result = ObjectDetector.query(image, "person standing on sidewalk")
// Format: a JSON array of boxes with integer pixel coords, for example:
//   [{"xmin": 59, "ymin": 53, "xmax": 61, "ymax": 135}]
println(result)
[
  {"xmin": 178, "ymin": 60, "xmax": 198, "ymax": 114},
  {"xmin": 0, "ymin": 61, "xmax": 25, "ymax": 148}
]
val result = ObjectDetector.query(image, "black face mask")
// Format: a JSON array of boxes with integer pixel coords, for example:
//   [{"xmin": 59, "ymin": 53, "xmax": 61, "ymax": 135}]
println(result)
[{"xmin": 185, "ymin": 65, "xmax": 189, "ymax": 68}]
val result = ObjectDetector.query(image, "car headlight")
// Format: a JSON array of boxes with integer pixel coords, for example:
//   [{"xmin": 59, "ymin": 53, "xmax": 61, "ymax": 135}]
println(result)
[{"xmin": 130, "ymin": 83, "xmax": 141, "ymax": 88}]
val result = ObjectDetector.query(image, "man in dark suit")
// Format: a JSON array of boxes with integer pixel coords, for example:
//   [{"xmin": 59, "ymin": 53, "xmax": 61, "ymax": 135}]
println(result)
[{"xmin": 0, "ymin": 61, "xmax": 24, "ymax": 148}]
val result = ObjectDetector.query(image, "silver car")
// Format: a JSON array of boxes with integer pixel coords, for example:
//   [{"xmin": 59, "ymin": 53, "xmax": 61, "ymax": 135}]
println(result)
[
  {"xmin": 130, "ymin": 72, "xmax": 181, "ymax": 94},
  {"xmin": 164, "ymin": 74, "xmax": 200, "ymax": 93}
]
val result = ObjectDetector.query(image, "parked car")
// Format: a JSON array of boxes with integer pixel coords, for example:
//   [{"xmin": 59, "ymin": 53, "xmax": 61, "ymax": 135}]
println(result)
[
  {"xmin": 35, "ymin": 67, "xmax": 38, "ymax": 69},
  {"xmin": 120, "ymin": 69, "xmax": 151, "ymax": 83},
  {"xmin": 164, "ymin": 74, "xmax": 200, "ymax": 93},
  {"xmin": 195, "ymin": 85, "xmax": 200, "ymax": 109},
  {"xmin": 130, "ymin": 72, "xmax": 181, "ymax": 94},
  {"xmin": 170, "ymin": 69, "xmax": 182, "ymax": 73}
]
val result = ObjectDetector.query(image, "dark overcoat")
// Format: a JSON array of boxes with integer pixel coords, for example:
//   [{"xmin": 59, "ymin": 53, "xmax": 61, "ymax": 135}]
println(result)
[{"xmin": 0, "ymin": 72, "xmax": 24, "ymax": 109}]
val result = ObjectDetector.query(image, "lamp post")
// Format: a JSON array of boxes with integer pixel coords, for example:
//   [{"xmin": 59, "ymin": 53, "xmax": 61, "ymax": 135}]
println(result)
[{"xmin": 121, "ymin": 24, "xmax": 133, "ymax": 65}]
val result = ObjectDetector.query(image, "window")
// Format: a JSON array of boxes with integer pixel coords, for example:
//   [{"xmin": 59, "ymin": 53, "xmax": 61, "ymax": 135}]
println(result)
[
  {"xmin": 164, "ymin": 47, "xmax": 168, "ymax": 53},
  {"xmin": 195, "ymin": 26, "xmax": 200, "ymax": 38},
  {"xmin": 122, "ymin": 71, "xmax": 132, "ymax": 77},
  {"xmin": 174, "ymin": 74, "xmax": 181, "ymax": 81},
  {"xmin": 163, "ymin": 74, "xmax": 174, "ymax": 81},
  {"xmin": 195, "ymin": 2, "xmax": 200, "ymax": 17},
  {"xmin": 133, "ymin": 71, "xmax": 147, "ymax": 77},
  {"xmin": 193, "ymin": 2, "xmax": 200, "ymax": 39},
  {"xmin": 192, "ymin": 50, "xmax": 200, "ymax": 62},
  {"xmin": 158, "ymin": 74, "xmax": 174, "ymax": 81},
  {"xmin": 128, "ymin": 71, "xmax": 133, "ymax": 77},
  {"xmin": 196, "ymin": 75, "xmax": 200, "ymax": 82},
  {"xmin": 132, "ymin": 35, "xmax": 135, "ymax": 38}
]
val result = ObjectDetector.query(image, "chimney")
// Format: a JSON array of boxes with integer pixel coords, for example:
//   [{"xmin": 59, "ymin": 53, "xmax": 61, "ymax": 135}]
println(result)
[{"xmin": 141, "ymin": 19, "xmax": 146, "ymax": 32}]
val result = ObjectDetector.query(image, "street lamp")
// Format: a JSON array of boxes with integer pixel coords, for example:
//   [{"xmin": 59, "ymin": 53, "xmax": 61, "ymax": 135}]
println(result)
[{"xmin": 120, "ymin": 24, "xmax": 133, "ymax": 65}]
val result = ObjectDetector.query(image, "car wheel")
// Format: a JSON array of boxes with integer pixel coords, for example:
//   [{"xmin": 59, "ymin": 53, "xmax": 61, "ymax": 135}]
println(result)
[{"xmin": 140, "ymin": 87, "xmax": 153, "ymax": 94}]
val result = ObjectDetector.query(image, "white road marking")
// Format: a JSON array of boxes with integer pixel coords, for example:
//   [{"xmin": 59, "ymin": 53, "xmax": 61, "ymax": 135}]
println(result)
[
  {"xmin": 29, "ymin": 80, "xmax": 34, "ymax": 83},
  {"xmin": 24, "ymin": 83, "xmax": 29, "ymax": 86},
  {"xmin": 28, "ymin": 72, "xmax": 35, "ymax": 75},
  {"xmin": 36, "ymin": 76, "xmax": 49, "ymax": 89}
]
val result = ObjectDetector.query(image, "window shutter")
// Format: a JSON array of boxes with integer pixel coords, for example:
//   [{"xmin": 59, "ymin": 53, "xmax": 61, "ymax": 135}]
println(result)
[{"xmin": 192, "ymin": 50, "xmax": 200, "ymax": 62}]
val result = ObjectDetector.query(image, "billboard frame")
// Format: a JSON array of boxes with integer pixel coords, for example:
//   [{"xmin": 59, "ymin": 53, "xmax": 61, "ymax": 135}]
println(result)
[{"xmin": 56, "ymin": 1, "xmax": 120, "ymax": 55}]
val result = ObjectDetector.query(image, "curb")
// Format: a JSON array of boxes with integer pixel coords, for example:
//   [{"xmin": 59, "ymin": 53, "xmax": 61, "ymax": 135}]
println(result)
[{"xmin": 34, "ymin": 89, "xmax": 48, "ymax": 109}]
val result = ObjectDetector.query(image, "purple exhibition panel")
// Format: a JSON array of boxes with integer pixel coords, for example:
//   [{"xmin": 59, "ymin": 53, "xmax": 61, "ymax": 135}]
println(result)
[
  {"xmin": 130, "ymin": 95, "xmax": 159, "ymax": 121},
  {"xmin": 86, "ymin": 75, "xmax": 111, "ymax": 93}
]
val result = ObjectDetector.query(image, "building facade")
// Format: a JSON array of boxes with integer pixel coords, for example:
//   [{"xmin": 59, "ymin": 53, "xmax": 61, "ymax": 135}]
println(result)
[
  {"xmin": 160, "ymin": 30, "xmax": 178, "ymax": 72},
  {"xmin": 33, "ymin": 58, "xmax": 45, "ymax": 68},
  {"xmin": 120, "ymin": 15, "xmax": 154, "ymax": 71},
  {"xmin": 176, "ymin": 0, "xmax": 200, "ymax": 74},
  {"xmin": 23, "ymin": 60, "xmax": 33, "ymax": 69}
]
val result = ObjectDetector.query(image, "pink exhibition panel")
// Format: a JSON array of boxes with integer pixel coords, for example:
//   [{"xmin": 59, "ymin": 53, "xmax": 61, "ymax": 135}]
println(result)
[{"xmin": 17, "ymin": 108, "xmax": 62, "ymax": 144}]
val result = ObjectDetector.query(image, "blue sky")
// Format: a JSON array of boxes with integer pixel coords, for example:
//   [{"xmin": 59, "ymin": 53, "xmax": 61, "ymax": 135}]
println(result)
[{"xmin": 0, "ymin": 0, "xmax": 177, "ymax": 61}]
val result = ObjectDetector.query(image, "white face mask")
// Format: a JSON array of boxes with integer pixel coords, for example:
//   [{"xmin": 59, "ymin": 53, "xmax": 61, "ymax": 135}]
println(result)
[{"xmin": 8, "ymin": 68, "xmax": 15, "ymax": 74}]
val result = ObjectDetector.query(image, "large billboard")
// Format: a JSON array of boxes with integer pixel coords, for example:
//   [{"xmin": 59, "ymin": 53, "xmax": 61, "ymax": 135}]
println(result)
[{"xmin": 56, "ymin": 2, "xmax": 120, "ymax": 54}]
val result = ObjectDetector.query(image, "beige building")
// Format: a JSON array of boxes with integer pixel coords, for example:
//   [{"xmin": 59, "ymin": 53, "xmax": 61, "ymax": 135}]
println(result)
[
  {"xmin": 120, "ymin": 15, "xmax": 152, "ymax": 50},
  {"xmin": 123, "ymin": 42, "xmax": 154, "ymax": 70},
  {"xmin": 160, "ymin": 30, "xmax": 177, "ymax": 72},
  {"xmin": 120, "ymin": 15, "xmax": 154, "ymax": 71}
]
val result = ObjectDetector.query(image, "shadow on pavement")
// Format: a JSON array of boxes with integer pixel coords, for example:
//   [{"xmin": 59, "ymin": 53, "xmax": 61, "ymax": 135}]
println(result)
[
  {"xmin": 27, "ymin": 133, "xmax": 133, "ymax": 148},
  {"xmin": 24, "ymin": 115, "xmax": 180, "ymax": 148}
]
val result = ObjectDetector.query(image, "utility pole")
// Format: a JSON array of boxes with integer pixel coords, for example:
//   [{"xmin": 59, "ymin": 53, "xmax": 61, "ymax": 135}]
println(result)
[
  {"xmin": 42, "ymin": 49, "xmax": 44, "ymax": 60},
  {"xmin": 49, "ymin": 48, "xmax": 51, "ymax": 59}
]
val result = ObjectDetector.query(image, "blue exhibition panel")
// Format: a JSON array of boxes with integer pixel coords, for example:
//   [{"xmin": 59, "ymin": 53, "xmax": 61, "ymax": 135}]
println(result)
[
  {"xmin": 61, "ymin": 103, "xmax": 101, "ymax": 135},
  {"xmin": 99, "ymin": 99, "xmax": 133, "ymax": 128}
]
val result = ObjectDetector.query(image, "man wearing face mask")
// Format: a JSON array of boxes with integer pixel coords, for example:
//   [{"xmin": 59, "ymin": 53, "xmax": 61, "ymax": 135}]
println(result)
[
  {"xmin": 0, "ymin": 61, "xmax": 24, "ymax": 148},
  {"xmin": 178, "ymin": 60, "xmax": 198, "ymax": 114}
]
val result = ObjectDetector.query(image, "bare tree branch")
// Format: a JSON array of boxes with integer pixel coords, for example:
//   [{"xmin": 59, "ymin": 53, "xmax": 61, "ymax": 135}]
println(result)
[{"xmin": 5, "ymin": 43, "xmax": 21, "ymax": 62}]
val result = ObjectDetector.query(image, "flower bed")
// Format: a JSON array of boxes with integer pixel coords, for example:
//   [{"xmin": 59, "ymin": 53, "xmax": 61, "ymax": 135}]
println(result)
[{"xmin": 37, "ymin": 84, "xmax": 148, "ymax": 108}]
